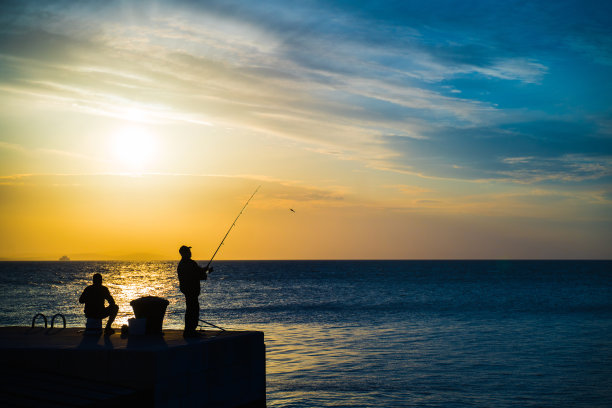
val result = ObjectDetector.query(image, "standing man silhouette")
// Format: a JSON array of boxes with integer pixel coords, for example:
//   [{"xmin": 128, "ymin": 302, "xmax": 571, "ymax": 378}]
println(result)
[
  {"xmin": 177, "ymin": 245, "xmax": 212, "ymax": 337},
  {"xmin": 79, "ymin": 273, "xmax": 119, "ymax": 334}
]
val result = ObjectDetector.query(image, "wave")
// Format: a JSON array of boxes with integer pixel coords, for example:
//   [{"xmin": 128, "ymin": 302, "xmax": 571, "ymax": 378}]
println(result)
[{"xmin": 206, "ymin": 299, "xmax": 612, "ymax": 317}]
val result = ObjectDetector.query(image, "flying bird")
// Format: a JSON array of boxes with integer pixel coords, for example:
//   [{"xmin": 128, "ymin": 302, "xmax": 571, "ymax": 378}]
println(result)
[{"xmin": 290, "ymin": 208, "xmax": 296, "ymax": 213}]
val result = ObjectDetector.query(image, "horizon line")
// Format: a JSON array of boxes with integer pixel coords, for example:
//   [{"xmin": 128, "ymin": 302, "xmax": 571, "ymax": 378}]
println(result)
[{"xmin": 0, "ymin": 258, "xmax": 610, "ymax": 262}]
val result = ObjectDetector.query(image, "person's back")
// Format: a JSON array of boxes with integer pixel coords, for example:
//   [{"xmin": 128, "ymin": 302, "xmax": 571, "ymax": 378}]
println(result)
[
  {"xmin": 79, "ymin": 273, "xmax": 118, "ymax": 334},
  {"xmin": 178, "ymin": 257, "xmax": 206, "ymax": 296},
  {"xmin": 80, "ymin": 284, "xmax": 113, "ymax": 318}
]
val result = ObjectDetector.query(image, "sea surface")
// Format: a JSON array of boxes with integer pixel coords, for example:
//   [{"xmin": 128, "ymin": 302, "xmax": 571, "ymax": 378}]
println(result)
[{"xmin": 1, "ymin": 260, "xmax": 611, "ymax": 407}]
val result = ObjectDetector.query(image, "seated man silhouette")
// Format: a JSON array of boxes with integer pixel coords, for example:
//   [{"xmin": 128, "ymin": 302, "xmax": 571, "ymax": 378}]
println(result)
[{"xmin": 79, "ymin": 273, "xmax": 119, "ymax": 334}]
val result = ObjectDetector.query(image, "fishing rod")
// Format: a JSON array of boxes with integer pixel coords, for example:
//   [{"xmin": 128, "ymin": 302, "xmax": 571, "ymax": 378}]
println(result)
[{"xmin": 206, "ymin": 185, "xmax": 260, "ymax": 269}]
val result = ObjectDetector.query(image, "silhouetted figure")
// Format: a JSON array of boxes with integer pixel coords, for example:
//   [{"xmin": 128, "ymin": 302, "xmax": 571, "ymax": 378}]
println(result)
[
  {"xmin": 79, "ymin": 273, "xmax": 119, "ymax": 335},
  {"xmin": 177, "ymin": 245, "xmax": 212, "ymax": 337}
]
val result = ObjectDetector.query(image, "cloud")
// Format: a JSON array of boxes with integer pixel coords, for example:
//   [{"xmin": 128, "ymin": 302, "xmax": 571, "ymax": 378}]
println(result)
[
  {"xmin": 378, "ymin": 114, "xmax": 612, "ymax": 183},
  {"xmin": 498, "ymin": 155, "xmax": 612, "ymax": 183},
  {"xmin": 0, "ymin": 141, "xmax": 26, "ymax": 152},
  {"xmin": 0, "ymin": 170, "xmax": 349, "ymax": 202},
  {"xmin": 0, "ymin": 140, "xmax": 104, "ymax": 165},
  {"xmin": 386, "ymin": 185, "xmax": 432, "ymax": 195},
  {"xmin": 1, "ymin": 0, "xmax": 611, "ymax": 186}
]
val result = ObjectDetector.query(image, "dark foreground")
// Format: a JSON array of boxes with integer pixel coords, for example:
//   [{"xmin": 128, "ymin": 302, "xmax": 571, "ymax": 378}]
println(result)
[{"xmin": 0, "ymin": 326, "xmax": 266, "ymax": 408}]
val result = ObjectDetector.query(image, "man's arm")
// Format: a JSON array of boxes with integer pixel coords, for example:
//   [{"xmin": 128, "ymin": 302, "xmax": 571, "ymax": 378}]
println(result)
[
  {"xmin": 104, "ymin": 287, "xmax": 116, "ymax": 306},
  {"xmin": 195, "ymin": 260, "xmax": 211, "ymax": 280},
  {"xmin": 79, "ymin": 287, "xmax": 88, "ymax": 304}
]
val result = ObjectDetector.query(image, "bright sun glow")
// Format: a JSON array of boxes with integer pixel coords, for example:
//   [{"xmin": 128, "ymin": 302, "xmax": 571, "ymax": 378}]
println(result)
[{"xmin": 112, "ymin": 127, "xmax": 156, "ymax": 170}]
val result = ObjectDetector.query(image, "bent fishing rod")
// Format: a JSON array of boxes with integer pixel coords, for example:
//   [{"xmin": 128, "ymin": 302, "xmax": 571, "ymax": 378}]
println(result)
[{"xmin": 206, "ymin": 185, "xmax": 260, "ymax": 270}]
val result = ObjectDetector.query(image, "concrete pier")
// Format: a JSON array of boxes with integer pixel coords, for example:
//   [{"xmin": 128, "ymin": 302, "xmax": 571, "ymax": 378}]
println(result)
[{"xmin": 0, "ymin": 326, "xmax": 266, "ymax": 407}]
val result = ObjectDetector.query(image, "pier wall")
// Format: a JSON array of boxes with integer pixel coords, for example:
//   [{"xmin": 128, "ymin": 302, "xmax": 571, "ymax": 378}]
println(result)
[{"xmin": 0, "ymin": 327, "xmax": 265, "ymax": 408}]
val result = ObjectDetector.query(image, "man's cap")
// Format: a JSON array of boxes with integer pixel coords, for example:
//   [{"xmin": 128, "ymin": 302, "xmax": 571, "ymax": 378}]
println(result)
[{"xmin": 179, "ymin": 245, "xmax": 191, "ymax": 255}]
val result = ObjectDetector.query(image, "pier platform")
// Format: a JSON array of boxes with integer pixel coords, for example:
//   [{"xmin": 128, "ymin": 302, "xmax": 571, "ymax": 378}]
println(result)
[{"xmin": 0, "ymin": 326, "xmax": 265, "ymax": 408}]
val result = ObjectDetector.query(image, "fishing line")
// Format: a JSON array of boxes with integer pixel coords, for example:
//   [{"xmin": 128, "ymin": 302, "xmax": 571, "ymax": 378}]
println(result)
[
  {"xmin": 199, "ymin": 185, "xmax": 260, "ymax": 333},
  {"xmin": 206, "ymin": 185, "xmax": 260, "ymax": 269}
]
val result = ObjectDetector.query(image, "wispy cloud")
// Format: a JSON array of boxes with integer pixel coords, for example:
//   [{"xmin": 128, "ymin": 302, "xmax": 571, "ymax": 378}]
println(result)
[
  {"xmin": 0, "ymin": 0, "xmax": 611, "ymax": 186},
  {"xmin": 0, "ymin": 140, "xmax": 104, "ymax": 163},
  {"xmin": 0, "ymin": 171, "xmax": 349, "ymax": 202},
  {"xmin": 498, "ymin": 155, "xmax": 612, "ymax": 183},
  {"xmin": 0, "ymin": 141, "xmax": 26, "ymax": 152}
]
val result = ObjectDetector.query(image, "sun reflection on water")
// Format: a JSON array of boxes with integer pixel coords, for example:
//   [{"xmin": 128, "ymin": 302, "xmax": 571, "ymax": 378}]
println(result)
[{"xmin": 98, "ymin": 261, "xmax": 183, "ymax": 327}]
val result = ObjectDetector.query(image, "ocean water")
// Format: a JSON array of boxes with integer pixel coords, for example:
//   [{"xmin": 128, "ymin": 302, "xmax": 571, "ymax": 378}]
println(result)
[{"xmin": 1, "ymin": 260, "xmax": 611, "ymax": 407}]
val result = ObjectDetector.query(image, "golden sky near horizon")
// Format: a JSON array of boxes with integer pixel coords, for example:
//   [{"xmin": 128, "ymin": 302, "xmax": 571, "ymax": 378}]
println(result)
[{"xmin": 1, "ymin": 1, "xmax": 611, "ymax": 260}]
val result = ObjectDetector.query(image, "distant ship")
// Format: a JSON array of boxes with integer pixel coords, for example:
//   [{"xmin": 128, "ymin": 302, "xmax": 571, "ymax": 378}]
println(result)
[{"xmin": 59, "ymin": 255, "xmax": 70, "ymax": 261}]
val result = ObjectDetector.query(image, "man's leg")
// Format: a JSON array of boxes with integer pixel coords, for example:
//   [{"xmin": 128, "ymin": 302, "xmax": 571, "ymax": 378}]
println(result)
[
  {"xmin": 100, "ymin": 304, "xmax": 119, "ymax": 333},
  {"xmin": 184, "ymin": 295, "xmax": 199, "ymax": 335},
  {"xmin": 84, "ymin": 314, "xmax": 102, "ymax": 332},
  {"xmin": 106, "ymin": 304, "xmax": 119, "ymax": 329}
]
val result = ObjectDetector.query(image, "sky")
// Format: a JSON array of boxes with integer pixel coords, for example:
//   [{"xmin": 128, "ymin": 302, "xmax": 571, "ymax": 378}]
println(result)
[{"xmin": 0, "ymin": 0, "xmax": 611, "ymax": 260}]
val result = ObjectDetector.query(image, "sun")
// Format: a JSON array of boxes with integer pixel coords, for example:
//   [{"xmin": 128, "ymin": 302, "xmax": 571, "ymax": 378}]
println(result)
[{"xmin": 112, "ymin": 127, "xmax": 157, "ymax": 170}]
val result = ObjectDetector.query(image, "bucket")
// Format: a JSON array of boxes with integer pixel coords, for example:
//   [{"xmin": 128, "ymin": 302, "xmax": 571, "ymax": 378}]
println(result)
[
  {"xmin": 128, "ymin": 318, "xmax": 146, "ymax": 335},
  {"xmin": 129, "ymin": 296, "xmax": 169, "ymax": 334}
]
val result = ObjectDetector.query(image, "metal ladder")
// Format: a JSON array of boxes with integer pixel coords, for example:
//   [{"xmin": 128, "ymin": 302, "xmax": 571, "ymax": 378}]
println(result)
[{"xmin": 31, "ymin": 313, "xmax": 66, "ymax": 329}]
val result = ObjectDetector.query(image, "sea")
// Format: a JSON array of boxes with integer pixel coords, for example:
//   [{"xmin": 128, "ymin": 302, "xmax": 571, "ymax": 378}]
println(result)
[{"xmin": 1, "ymin": 260, "xmax": 611, "ymax": 407}]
